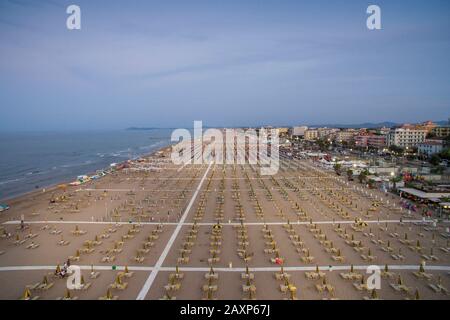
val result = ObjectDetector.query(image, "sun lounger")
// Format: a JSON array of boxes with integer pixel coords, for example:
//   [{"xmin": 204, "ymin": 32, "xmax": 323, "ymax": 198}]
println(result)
[
  {"xmin": 177, "ymin": 256, "xmax": 189, "ymax": 264},
  {"xmin": 353, "ymin": 275, "xmax": 369, "ymax": 291},
  {"xmin": 37, "ymin": 281, "xmax": 54, "ymax": 291},
  {"xmin": 305, "ymin": 270, "xmax": 326, "ymax": 280},
  {"xmin": 275, "ymin": 271, "xmax": 291, "ymax": 281},
  {"xmin": 13, "ymin": 238, "xmax": 27, "ymax": 245},
  {"xmin": 118, "ymin": 267, "xmax": 134, "ymax": 278},
  {"xmin": 138, "ymin": 248, "xmax": 150, "ymax": 255},
  {"xmin": 81, "ymin": 247, "xmax": 95, "ymax": 254},
  {"xmin": 242, "ymin": 283, "xmax": 256, "ymax": 293},
  {"xmin": 331, "ymin": 254, "xmax": 345, "ymax": 262},
  {"xmin": 264, "ymin": 248, "xmax": 279, "ymax": 254},
  {"xmin": 57, "ymin": 238, "xmax": 70, "ymax": 246},
  {"xmin": 361, "ymin": 253, "xmax": 376, "ymax": 261},
  {"xmin": 412, "ymin": 271, "xmax": 433, "ymax": 280},
  {"xmin": 164, "ymin": 282, "xmax": 181, "ymax": 291},
  {"xmin": 202, "ymin": 284, "xmax": 218, "ymax": 292},
  {"xmin": 26, "ymin": 243, "xmax": 40, "ymax": 249},
  {"xmin": 56, "ymin": 290, "xmax": 78, "ymax": 300},
  {"xmin": 160, "ymin": 293, "xmax": 176, "ymax": 300},
  {"xmin": 134, "ymin": 255, "xmax": 145, "ymax": 263},
  {"xmin": 110, "ymin": 276, "xmax": 128, "ymax": 290},
  {"xmin": 381, "ymin": 266, "xmax": 396, "ymax": 279},
  {"xmin": 316, "ymin": 283, "xmax": 335, "ymax": 294},
  {"xmin": 208, "ymin": 257, "xmax": 220, "ymax": 264},
  {"xmin": 205, "ymin": 273, "xmax": 219, "ymax": 280},
  {"xmin": 49, "ymin": 228, "xmax": 62, "ymax": 235},
  {"xmin": 169, "ymin": 272, "xmax": 184, "ymax": 281},
  {"xmin": 89, "ymin": 270, "xmax": 100, "ymax": 279},
  {"xmin": 389, "ymin": 232, "xmax": 399, "ymax": 238},
  {"xmin": 241, "ymin": 271, "xmax": 254, "ymax": 280},
  {"xmin": 340, "ymin": 272, "xmax": 363, "ymax": 281},
  {"xmin": 390, "ymin": 283, "xmax": 411, "ymax": 293},
  {"xmin": 101, "ymin": 255, "xmax": 115, "ymax": 263},
  {"xmin": 71, "ymin": 226, "xmax": 87, "ymax": 236},
  {"xmin": 390, "ymin": 276, "xmax": 411, "ymax": 293},
  {"xmin": 428, "ymin": 276, "xmax": 448, "ymax": 294}
]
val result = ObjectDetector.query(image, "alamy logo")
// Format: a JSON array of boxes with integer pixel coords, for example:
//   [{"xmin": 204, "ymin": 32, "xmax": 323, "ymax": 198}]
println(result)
[
  {"xmin": 66, "ymin": 5, "xmax": 81, "ymax": 30},
  {"xmin": 366, "ymin": 265, "xmax": 381, "ymax": 290},
  {"xmin": 171, "ymin": 121, "xmax": 279, "ymax": 175},
  {"xmin": 367, "ymin": 5, "xmax": 381, "ymax": 30},
  {"xmin": 66, "ymin": 265, "xmax": 82, "ymax": 289}
]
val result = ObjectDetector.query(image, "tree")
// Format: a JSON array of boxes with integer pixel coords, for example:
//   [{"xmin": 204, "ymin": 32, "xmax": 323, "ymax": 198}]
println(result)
[
  {"xmin": 391, "ymin": 176, "xmax": 402, "ymax": 190},
  {"xmin": 444, "ymin": 136, "xmax": 450, "ymax": 148},
  {"xmin": 358, "ymin": 170, "xmax": 368, "ymax": 184},
  {"xmin": 334, "ymin": 163, "xmax": 342, "ymax": 175},
  {"xmin": 439, "ymin": 148, "xmax": 450, "ymax": 161},
  {"xmin": 429, "ymin": 154, "xmax": 441, "ymax": 166},
  {"xmin": 317, "ymin": 139, "xmax": 330, "ymax": 151}
]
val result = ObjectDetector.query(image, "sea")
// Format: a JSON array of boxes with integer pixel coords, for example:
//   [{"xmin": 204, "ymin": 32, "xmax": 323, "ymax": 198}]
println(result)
[{"xmin": 0, "ymin": 129, "xmax": 173, "ymax": 201}]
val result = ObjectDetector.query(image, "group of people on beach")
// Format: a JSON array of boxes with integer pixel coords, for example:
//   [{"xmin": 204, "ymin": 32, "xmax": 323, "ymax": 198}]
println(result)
[{"xmin": 55, "ymin": 260, "xmax": 71, "ymax": 278}]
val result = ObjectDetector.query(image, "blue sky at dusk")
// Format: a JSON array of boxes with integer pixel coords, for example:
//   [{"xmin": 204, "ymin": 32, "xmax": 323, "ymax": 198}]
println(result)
[{"xmin": 0, "ymin": 0, "xmax": 449, "ymax": 131}]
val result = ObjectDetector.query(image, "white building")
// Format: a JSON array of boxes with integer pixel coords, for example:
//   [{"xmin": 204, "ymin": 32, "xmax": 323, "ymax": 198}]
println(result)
[
  {"xmin": 335, "ymin": 129, "xmax": 357, "ymax": 142},
  {"xmin": 387, "ymin": 128, "xmax": 427, "ymax": 148},
  {"xmin": 418, "ymin": 140, "xmax": 444, "ymax": 157},
  {"xmin": 318, "ymin": 128, "xmax": 338, "ymax": 139},
  {"xmin": 292, "ymin": 126, "xmax": 308, "ymax": 137}
]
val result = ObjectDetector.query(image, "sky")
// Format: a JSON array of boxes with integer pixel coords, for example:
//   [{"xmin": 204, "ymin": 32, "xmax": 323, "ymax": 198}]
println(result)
[{"xmin": 0, "ymin": 0, "xmax": 449, "ymax": 131}]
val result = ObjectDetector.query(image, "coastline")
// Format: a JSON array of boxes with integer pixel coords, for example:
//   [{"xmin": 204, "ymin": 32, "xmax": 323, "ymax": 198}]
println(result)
[{"xmin": 0, "ymin": 142, "xmax": 174, "ymax": 207}]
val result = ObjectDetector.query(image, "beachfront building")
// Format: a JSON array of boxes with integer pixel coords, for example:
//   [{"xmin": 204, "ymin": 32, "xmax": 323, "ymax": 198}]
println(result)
[
  {"xmin": 378, "ymin": 127, "xmax": 391, "ymax": 135},
  {"xmin": 418, "ymin": 120, "xmax": 437, "ymax": 133},
  {"xmin": 277, "ymin": 127, "xmax": 290, "ymax": 138},
  {"xmin": 335, "ymin": 129, "xmax": 358, "ymax": 143},
  {"xmin": 401, "ymin": 121, "xmax": 436, "ymax": 133},
  {"xmin": 304, "ymin": 129, "xmax": 319, "ymax": 140},
  {"xmin": 355, "ymin": 133, "xmax": 387, "ymax": 148},
  {"xmin": 387, "ymin": 128, "xmax": 427, "ymax": 148},
  {"xmin": 418, "ymin": 140, "xmax": 444, "ymax": 157},
  {"xmin": 291, "ymin": 126, "xmax": 308, "ymax": 137}
]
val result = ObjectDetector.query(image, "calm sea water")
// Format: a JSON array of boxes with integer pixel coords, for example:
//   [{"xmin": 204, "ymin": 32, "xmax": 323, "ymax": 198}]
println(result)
[{"xmin": 0, "ymin": 130, "xmax": 173, "ymax": 200}]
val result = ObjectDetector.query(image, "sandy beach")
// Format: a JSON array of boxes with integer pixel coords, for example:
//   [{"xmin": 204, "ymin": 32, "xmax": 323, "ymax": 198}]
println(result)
[{"xmin": 1, "ymin": 143, "xmax": 449, "ymax": 300}]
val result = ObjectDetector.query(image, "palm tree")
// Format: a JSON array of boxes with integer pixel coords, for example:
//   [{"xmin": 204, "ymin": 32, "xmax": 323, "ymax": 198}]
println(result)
[
  {"xmin": 346, "ymin": 169, "xmax": 353, "ymax": 181},
  {"xmin": 358, "ymin": 170, "xmax": 368, "ymax": 184},
  {"xmin": 391, "ymin": 176, "xmax": 402, "ymax": 190},
  {"xmin": 333, "ymin": 163, "xmax": 342, "ymax": 175}
]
